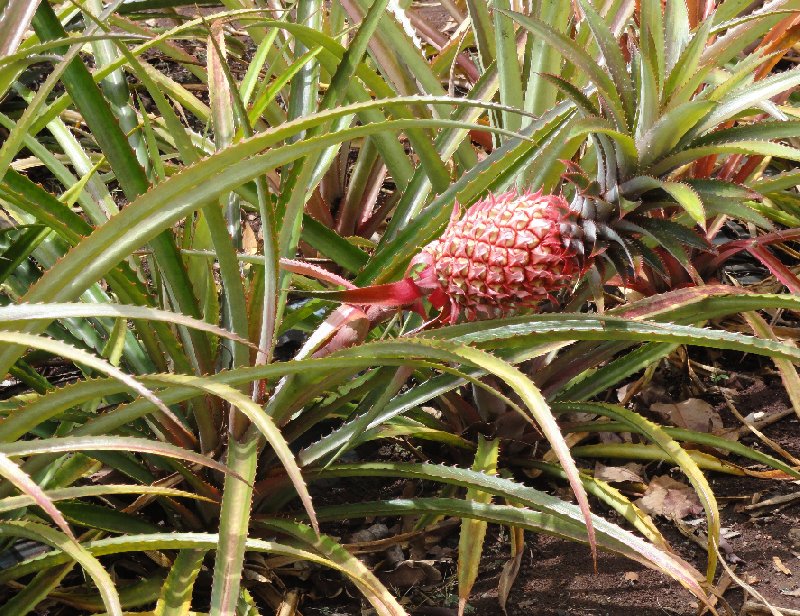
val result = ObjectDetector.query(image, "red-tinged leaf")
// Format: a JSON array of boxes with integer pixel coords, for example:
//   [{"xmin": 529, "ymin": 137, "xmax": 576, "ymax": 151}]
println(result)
[
  {"xmin": 748, "ymin": 245, "xmax": 800, "ymax": 295},
  {"xmin": 0, "ymin": 452, "xmax": 74, "ymax": 540},
  {"xmin": 210, "ymin": 436, "xmax": 258, "ymax": 616},
  {"xmin": 0, "ymin": 0, "xmax": 40, "ymax": 57},
  {"xmin": 612, "ymin": 284, "xmax": 743, "ymax": 320},
  {"xmin": 293, "ymin": 305, "xmax": 370, "ymax": 361},
  {"xmin": 712, "ymin": 228, "xmax": 800, "ymax": 266},
  {"xmin": 754, "ymin": 13, "xmax": 800, "ymax": 80},
  {"xmin": 280, "ymin": 257, "xmax": 357, "ymax": 289},
  {"xmin": 1, "ymin": 436, "xmax": 240, "ymax": 482},
  {"xmin": 311, "ymin": 306, "xmax": 370, "ymax": 358},
  {"xmin": 469, "ymin": 128, "xmax": 494, "ymax": 152}
]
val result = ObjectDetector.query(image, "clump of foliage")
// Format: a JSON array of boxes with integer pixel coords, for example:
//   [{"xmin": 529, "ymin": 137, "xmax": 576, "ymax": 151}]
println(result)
[{"xmin": 0, "ymin": 1, "xmax": 799, "ymax": 615}]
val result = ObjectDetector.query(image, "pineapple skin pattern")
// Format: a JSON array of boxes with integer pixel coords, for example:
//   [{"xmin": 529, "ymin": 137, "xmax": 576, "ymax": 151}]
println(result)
[{"xmin": 409, "ymin": 191, "xmax": 586, "ymax": 322}]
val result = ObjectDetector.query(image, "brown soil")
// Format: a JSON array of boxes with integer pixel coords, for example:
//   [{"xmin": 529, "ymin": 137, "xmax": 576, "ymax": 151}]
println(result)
[
  {"xmin": 468, "ymin": 471, "xmax": 800, "ymax": 616},
  {"xmin": 300, "ymin": 380, "xmax": 800, "ymax": 616},
  {"xmin": 462, "ymin": 382, "xmax": 800, "ymax": 616}
]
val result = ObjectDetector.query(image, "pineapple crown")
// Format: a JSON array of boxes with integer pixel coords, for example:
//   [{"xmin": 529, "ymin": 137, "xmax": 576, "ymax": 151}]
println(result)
[{"xmin": 559, "ymin": 160, "xmax": 640, "ymax": 281}]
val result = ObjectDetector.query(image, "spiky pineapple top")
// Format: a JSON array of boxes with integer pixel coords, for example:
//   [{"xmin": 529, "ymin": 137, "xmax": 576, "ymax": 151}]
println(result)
[{"xmin": 409, "ymin": 191, "xmax": 586, "ymax": 322}]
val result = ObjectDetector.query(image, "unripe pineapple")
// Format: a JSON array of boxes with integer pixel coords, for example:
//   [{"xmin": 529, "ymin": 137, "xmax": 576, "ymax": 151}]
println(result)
[{"xmin": 409, "ymin": 191, "xmax": 587, "ymax": 322}]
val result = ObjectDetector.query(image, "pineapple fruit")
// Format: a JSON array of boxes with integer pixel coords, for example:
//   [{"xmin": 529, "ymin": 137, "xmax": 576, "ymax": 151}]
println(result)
[
  {"xmin": 409, "ymin": 191, "xmax": 585, "ymax": 322},
  {"xmin": 400, "ymin": 0, "xmax": 800, "ymax": 322}
]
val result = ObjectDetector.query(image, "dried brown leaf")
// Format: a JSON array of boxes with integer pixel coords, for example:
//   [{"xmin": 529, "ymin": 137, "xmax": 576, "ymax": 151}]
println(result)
[
  {"xmin": 242, "ymin": 223, "xmax": 258, "ymax": 255},
  {"xmin": 594, "ymin": 462, "xmax": 645, "ymax": 484},
  {"xmin": 651, "ymin": 399, "xmax": 722, "ymax": 433},
  {"xmin": 773, "ymin": 556, "xmax": 792, "ymax": 576},
  {"xmin": 636, "ymin": 475, "xmax": 703, "ymax": 520},
  {"xmin": 378, "ymin": 560, "xmax": 442, "ymax": 588}
]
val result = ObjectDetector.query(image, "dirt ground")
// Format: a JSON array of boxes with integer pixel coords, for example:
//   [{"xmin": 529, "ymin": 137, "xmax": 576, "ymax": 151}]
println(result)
[
  {"xmin": 468, "ymin": 469, "xmax": 800, "ymax": 616},
  {"xmin": 299, "ymin": 380, "xmax": 800, "ymax": 616},
  {"xmin": 466, "ymin": 381, "xmax": 800, "ymax": 616}
]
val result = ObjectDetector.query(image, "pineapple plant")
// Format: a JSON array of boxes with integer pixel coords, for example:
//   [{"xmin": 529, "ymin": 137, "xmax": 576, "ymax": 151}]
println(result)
[
  {"xmin": 320, "ymin": 0, "xmax": 800, "ymax": 324},
  {"xmin": 498, "ymin": 0, "xmax": 800, "ymax": 296},
  {"xmin": 3, "ymin": 2, "xmax": 800, "ymax": 616}
]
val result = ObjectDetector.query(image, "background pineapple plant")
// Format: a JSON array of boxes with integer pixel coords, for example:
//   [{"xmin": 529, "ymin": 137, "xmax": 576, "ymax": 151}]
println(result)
[{"xmin": 0, "ymin": 1, "xmax": 799, "ymax": 615}]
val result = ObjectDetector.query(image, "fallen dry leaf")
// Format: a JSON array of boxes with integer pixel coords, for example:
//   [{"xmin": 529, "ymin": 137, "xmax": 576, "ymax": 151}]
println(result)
[
  {"xmin": 774, "ymin": 556, "xmax": 792, "ymax": 576},
  {"xmin": 721, "ymin": 527, "xmax": 741, "ymax": 540},
  {"xmin": 616, "ymin": 382, "xmax": 637, "ymax": 403},
  {"xmin": 242, "ymin": 223, "xmax": 258, "ymax": 255},
  {"xmin": 594, "ymin": 462, "xmax": 644, "ymax": 484},
  {"xmin": 636, "ymin": 475, "xmax": 703, "ymax": 520},
  {"xmin": 378, "ymin": 559, "xmax": 442, "ymax": 588},
  {"xmin": 498, "ymin": 552, "xmax": 523, "ymax": 614},
  {"xmin": 498, "ymin": 525, "xmax": 525, "ymax": 614},
  {"xmin": 598, "ymin": 430, "xmax": 626, "ymax": 444},
  {"xmin": 651, "ymin": 398, "xmax": 722, "ymax": 433}
]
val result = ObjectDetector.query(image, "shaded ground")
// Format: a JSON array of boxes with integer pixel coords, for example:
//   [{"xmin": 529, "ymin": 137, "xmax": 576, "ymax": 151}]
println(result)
[
  {"xmin": 470, "ymin": 536, "xmax": 696, "ymax": 616},
  {"xmin": 302, "ymin": 380, "xmax": 800, "ymax": 616},
  {"xmin": 467, "ymin": 381, "xmax": 800, "ymax": 616},
  {"xmin": 469, "ymin": 471, "xmax": 800, "ymax": 616}
]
